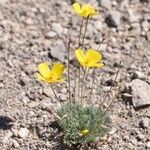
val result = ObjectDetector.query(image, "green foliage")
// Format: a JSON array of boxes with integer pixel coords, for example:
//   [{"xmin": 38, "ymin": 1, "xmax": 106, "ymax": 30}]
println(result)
[{"xmin": 57, "ymin": 102, "xmax": 111, "ymax": 147}]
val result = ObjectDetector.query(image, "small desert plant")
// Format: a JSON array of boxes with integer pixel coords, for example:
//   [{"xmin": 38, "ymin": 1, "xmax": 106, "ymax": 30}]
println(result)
[
  {"xmin": 57, "ymin": 102, "xmax": 111, "ymax": 147},
  {"xmin": 37, "ymin": 2, "xmax": 120, "ymax": 149}
]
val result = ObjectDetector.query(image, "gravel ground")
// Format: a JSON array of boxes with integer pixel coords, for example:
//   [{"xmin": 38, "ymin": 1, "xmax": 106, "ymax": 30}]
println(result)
[{"xmin": 0, "ymin": 0, "xmax": 150, "ymax": 149}]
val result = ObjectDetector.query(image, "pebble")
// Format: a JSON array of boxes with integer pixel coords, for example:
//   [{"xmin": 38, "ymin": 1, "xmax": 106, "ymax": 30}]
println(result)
[
  {"xmin": 50, "ymin": 40, "xmax": 66, "ymax": 62},
  {"xmin": 141, "ymin": 21, "xmax": 149, "ymax": 32},
  {"xmin": 100, "ymin": 0, "xmax": 111, "ymax": 9},
  {"xmin": 109, "ymin": 127, "xmax": 117, "ymax": 135},
  {"xmin": 139, "ymin": 118, "xmax": 150, "ymax": 129},
  {"xmin": 106, "ymin": 10, "xmax": 121, "ymax": 27},
  {"xmin": 52, "ymin": 23, "xmax": 63, "ymax": 34},
  {"xmin": 18, "ymin": 128, "xmax": 29, "ymax": 139},
  {"xmin": 45, "ymin": 31, "xmax": 57, "ymax": 39},
  {"xmin": 146, "ymin": 141, "xmax": 150, "ymax": 148},
  {"xmin": 12, "ymin": 140, "xmax": 20, "ymax": 148},
  {"xmin": 131, "ymin": 79, "xmax": 150, "ymax": 108}
]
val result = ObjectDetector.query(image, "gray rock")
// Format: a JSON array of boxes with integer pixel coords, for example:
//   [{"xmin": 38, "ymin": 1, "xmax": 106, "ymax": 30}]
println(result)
[
  {"xmin": 106, "ymin": 10, "xmax": 121, "ymax": 27},
  {"xmin": 139, "ymin": 118, "xmax": 150, "ymax": 129},
  {"xmin": 146, "ymin": 141, "xmax": 150, "ymax": 148},
  {"xmin": 50, "ymin": 40, "xmax": 66, "ymax": 62},
  {"xmin": 12, "ymin": 140, "xmax": 20, "ymax": 148},
  {"xmin": 109, "ymin": 127, "xmax": 117, "ymax": 135},
  {"xmin": 131, "ymin": 79, "xmax": 150, "ymax": 108},
  {"xmin": 18, "ymin": 128, "xmax": 29, "ymax": 138},
  {"xmin": 128, "ymin": 9, "xmax": 141, "ymax": 23},
  {"xmin": 141, "ymin": 21, "xmax": 149, "ymax": 32},
  {"xmin": 25, "ymin": 18, "xmax": 34, "ymax": 25},
  {"xmin": 52, "ymin": 23, "xmax": 63, "ymax": 34},
  {"xmin": 100, "ymin": 0, "xmax": 112, "ymax": 9},
  {"xmin": 45, "ymin": 31, "xmax": 57, "ymax": 39}
]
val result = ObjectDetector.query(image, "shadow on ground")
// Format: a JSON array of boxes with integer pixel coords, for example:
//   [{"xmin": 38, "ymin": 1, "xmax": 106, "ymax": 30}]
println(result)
[{"xmin": 0, "ymin": 116, "xmax": 13, "ymax": 130}]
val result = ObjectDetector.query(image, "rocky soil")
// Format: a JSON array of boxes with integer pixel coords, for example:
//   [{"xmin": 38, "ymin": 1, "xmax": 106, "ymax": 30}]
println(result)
[{"xmin": 0, "ymin": 0, "xmax": 150, "ymax": 149}]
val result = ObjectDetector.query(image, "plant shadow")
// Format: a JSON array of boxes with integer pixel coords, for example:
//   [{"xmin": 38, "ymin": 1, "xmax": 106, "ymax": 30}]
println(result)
[{"xmin": 0, "ymin": 116, "xmax": 13, "ymax": 130}]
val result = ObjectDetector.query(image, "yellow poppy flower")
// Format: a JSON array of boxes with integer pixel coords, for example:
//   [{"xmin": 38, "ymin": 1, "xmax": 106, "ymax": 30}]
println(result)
[
  {"xmin": 37, "ymin": 63, "xmax": 65, "ymax": 83},
  {"xmin": 75, "ymin": 48, "xmax": 104, "ymax": 68},
  {"xmin": 79, "ymin": 129, "xmax": 89, "ymax": 136},
  {"xmin": 73, "ymin": 2, "xmax": 97, "ymax": 17}
]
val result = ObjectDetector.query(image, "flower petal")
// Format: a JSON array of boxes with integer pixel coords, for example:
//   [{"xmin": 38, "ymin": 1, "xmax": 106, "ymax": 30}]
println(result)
[
  {"xmin": 38, "ymin": 63, "xmax": 51, "ymax": 79},
  {"xmin": 75, "ymin": 48, "xmax": 86, "ymax": 65},
  {"xmin": 92, "ymin": 63, "xmax": 104, "ymax": 68},
  {"xmin": 86, "ymin": 49, "xmax": 102, "ymax": 66},
  {"xmin": 51, "ymin": 63, "xmax": 65, "ymax": 80},
  {"xmin": 81, "ymin": 4, "xmax": 96, "ymax": 17},
  {"xmin": 73, "ymin": 2, "xmax": 81, "ymax": 15},
  {"xmin": 37, "ymin": 73, "xmax": 48, "ymax": 82}
]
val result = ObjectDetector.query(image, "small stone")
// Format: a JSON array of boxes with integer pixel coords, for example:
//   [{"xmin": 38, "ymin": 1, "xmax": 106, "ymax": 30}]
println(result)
[
  {"xmin": 43, "ymin": 87, "xmax": 53, "ymax": 97},
  {"xmin": 52, "ymin": 23, "xmax": 63, "ymax": 34},
  {"xmin": 139, "ymin": 118, "xmax": 150, "ymax": 129},
  {"xmin": 131, "ymin": 79, "xmax": 150, "ymax": 108},
  {"xmin": 12, "ymin": 140, "xmax": 19, "ymax": 148},
  {"xmin": 105, "ymin": 10, "xmax": 121, "ymax": 27},
  {"xmin": 100, "ymin": 0, "xmax": 111, "ymax": 9},
  {"xmin": 40, "ymin": 99, "xmax": 53, "ymax": 111},
  {"xmin": 50, "ymin": 40, "xmax": 66, "ymax": 62},
  {"xmin": 141, "ymin": 21, "xmax": 149, "ymax": 32},
  {"xmin": 109, "ymin": 128, "xmax": 117, "ymax": 135},
  {"xmin": 146, "ymin": 141, "xmax": 150, "ymax": 148},
  {"xmin": 25, "ymin": 18, "xmax": 34, "ymax": 25},
  {"xmin": 18, "ymin": 128, "xmax": 29, "ymax": 138},
  {"xmin": 128, "ymin": 9, "xmax": 141, "ymax": 23},
  {"xmin": 45, "ymin": 31, "xmax": 57, "ymax": 39}
]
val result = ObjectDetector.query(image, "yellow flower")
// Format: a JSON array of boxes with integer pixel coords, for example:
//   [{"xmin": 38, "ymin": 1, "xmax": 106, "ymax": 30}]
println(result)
[
  {"xmin": 37, "ymin": 63, "xmax": 65, "ymax": 83},
  {"xmin": 73, "ymin": 2, "xmax": 97, "ymax": 17},
  {"xmin": 79, "ymin": 129, "xmax": 89, "ymax": 136},
  {"xmin": 75, "ymin": 48, "xmax": 104, "ymax": 68}
]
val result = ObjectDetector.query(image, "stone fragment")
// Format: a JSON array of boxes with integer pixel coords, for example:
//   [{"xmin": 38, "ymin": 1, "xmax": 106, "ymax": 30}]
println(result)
[
  {"xmin": 105, "ymin": 10, "xmax": 121, "ymax": 27},
  {"xmin": 18, "ymin": 128, "xmax": 29, "ymax": 138},
  {"xmin": 12, "ymin": 140, "xmax": 19, "ymax": 148},
  {"xmin": 100, "ymin": 0, "xmax": 111, "ymax": 9},
  {"xmin": 146, "ymin": 141, "xmax": 150, "ymax": 148},
  {"xmin": 50, "ymin": 40, "xmax": 66, "ymax": 62},
  {"xmin": 45, "ymin": 31, "xmax": 57, "ymax": 39},
  {"xmin": 139, "ymin": 118, "xmax": 150, "ymax": 129},
  {"xmin": 52, "ymin": 23, "xmax": 63, "ymax": 34},
  {"xmin": 131, "ymin": 79, "xmax": 150, "ymax": 108}
]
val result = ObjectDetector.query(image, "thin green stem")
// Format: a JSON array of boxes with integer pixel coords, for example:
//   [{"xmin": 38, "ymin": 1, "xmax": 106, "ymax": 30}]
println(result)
[
  {"xmin": 81, "ymin": 16, "xmax": 89, "ymax": 48},
  {"xmin": 80, "ymin": 68, "xmax": 88, "ymax": 104},
  {"xmin": 78, "ymin": 18, "xmax": 84, "ymax": 47},
  {"xmin": 67, "ymin": 41, "xmax": 71, "ymax": 107},
  {"xmin": 103, "ymin": 89, "xmax": 120, "ymax": 115},
  {"xmin": 50, "ymin": 85, "xmax": 62, "ymax": 106},
  {"xmin": 86, "ymin": 68, "xmax": 96, "ymax": 102},
  {"xmin": 99, "ymin": 61, "xmax": 121, "ymax": 108},
  {"xmin": 77, "ymin": 66, "xmax": 81, "ymax": 100},
  {"xmin": 73, "ymin": 67, "xmax": 77, "ymax": 102}
]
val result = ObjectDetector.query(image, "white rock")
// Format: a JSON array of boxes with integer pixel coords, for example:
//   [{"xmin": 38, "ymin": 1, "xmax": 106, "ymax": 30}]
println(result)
[
  {"xmin": 18, "ymin": 128, "xmax": 29, "ymax": 139},
  {"xmin": 101, "ymin": 0, "xmax": 112, "ymax": 9},
  {"xmin": 50, "ymin": 40, "xmax": 66, "ymax": 62},
  {"xmin": 139, "ymin": 118, "xmax": 150, "ymax": 129},
  {"xmin": 45, "ymin": 31, "xmax": 57, "ymax": 38},
  {"xmin": 109, "ymin": 127, "xmax": 117, "ymax": 135},
  {"xmin": 146, "ymin": 141, "xmax": 150, "ymax": 148},
  {"xmin": 131, "ymin": 79, "xmax": 150, "ymax": 108},
  {"xmin": 106, "ymin": 10, "xmax": 121, "ymax": 27},
  {"xmin": 52, "ymin": 23, "xmax": 63, "ymax": 34},
  {"xmin": 141, "ymin": 21, "xmax": 149, "ymax": 32},
  {"xmin": 12, "ymin": 140, "xmax": 20, "ymax": 148}
]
